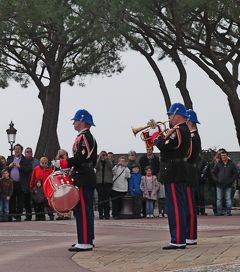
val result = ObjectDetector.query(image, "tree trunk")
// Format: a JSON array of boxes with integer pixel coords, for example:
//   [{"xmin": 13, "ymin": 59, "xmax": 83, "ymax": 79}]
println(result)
[
  {"xmin": 227, "ymin": 90, "xmax": 240, "ymax": 147},
  {"xmin": 172, "ymin": 50, "xmax": 193, "ymax": 109},
  {"xmin": 144, "ymin": 55, "xmax": 171, "ymax": 110},
  {"xmin": 125, "ymin": 34, "xmax": 171, "ymax": 110},
  {"xmin": 35, "ymin": 79, "xmax": 61, "ymax": 160}
]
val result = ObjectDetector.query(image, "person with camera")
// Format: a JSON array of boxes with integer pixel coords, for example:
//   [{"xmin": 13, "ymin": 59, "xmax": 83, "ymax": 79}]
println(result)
[
  {"xmin": 95, "ymin": 151, "xmax": 113, "ymax": 219},
  {"xmin": 111, "ymin": 156, "xmax": 131, "ymax": 219}
]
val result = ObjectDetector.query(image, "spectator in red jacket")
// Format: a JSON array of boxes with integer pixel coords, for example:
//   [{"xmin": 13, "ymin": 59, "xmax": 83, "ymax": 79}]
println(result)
[
  {"xmin": 30, "ymin": 156, "xmax": 54, "ymax": 220},
  {"xmin": 30, "ymin": 157, "xmax": 53, "ymax": 191}
]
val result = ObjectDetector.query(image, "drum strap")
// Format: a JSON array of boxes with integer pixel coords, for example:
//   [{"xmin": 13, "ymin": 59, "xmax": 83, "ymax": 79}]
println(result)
[{"xmin": 86, "ymin": 136, "xmax": 96, "ymax": 159}]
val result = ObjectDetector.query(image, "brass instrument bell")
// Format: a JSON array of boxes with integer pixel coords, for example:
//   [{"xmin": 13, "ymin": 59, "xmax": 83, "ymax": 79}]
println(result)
[{"xmin": 131, "ymin": 120, "xmax": 169, "ymax": 149}]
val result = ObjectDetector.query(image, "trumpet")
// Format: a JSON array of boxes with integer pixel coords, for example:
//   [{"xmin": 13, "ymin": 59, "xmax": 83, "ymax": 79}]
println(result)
[{"xmin": 132, "ymin": 120, "xmax": 169, "ymax": 149}]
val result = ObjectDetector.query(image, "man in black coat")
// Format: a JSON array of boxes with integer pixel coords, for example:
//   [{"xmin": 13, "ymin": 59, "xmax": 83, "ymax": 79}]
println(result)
[
  {"xmin": 139, "ymin": 147, "xmax": 160, "ymax": 176},
  {"xmin": 211, "ymin": 150, "xmax": 238, "ymax": 216},
  {"xmin": 185, "ymin": 109, "xmax": 202, "ymax": 246},
  {"xmin": 7, "ymin": 144, "xmax": 32, "ymax": 221}
]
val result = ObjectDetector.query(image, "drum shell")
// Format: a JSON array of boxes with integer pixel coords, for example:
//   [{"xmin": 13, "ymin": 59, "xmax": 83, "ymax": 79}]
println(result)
[{"xmin": 43, "ymin": 172, "xmax": 79, "ymax": 213}]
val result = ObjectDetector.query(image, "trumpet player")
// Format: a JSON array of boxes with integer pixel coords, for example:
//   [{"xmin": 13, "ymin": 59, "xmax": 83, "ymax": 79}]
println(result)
[
  {"xmin": 185, "ymin": 109, "xmax": 202, "ymax": 246},
  {"xmin": 149, "ymin": 103, "xmax": 191, "ymax": 250}
]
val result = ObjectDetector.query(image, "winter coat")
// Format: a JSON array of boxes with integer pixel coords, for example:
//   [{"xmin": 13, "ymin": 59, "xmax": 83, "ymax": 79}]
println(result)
[
  {"xmin": 30, "ymin": 166, "xmax": 53, "ymax": 191},
  {"xmin": 211, "ymin": 160, "xmax": 238, "ymax": 188},
  {"xmin": 139, "ymin": 154, "xmax": 160, "ymax": 175},
  {"xmin": 128, "ymin": 173, "xmax": 142, "ymax": 196},
  {"xmin": 112, "ymin": 165, "xmax": 131, "ymax": 192},
  {"xmin": 140, "ymin": 175, "xmax": 159, "ymax": 200},
  {"xmin": 7, "ymin": 155, "xmax": 32, "ymax": 193},
  {"xmin": 31, "ymin": 186, "xmax": 45, "ymax": 204},
  {"xmin": 96, "ymin": 159, "xmax": 113, "ymax": 184},
  {"xmin": 0, "ymin": 177, "xmax": 13, "ymax": 197},
  {"xmin": 157, "ymin": 182, "xmax": 166, "ymax": 199}
]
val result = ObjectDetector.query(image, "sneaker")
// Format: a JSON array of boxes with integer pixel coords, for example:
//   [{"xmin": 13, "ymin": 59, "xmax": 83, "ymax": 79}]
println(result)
[
  {"xmin": 150, "ymin": 214, "xmax": 154, "ymax": 218},
  {"xmin": 146, "ymin": 214, "xmax": 150, "ymax": 218}
]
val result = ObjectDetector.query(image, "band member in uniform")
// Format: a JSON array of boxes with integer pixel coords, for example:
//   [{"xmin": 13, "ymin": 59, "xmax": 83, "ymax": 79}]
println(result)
[
  {"xmin": 185, "ymin": 109, "xmax": 202, "ymax": 246},
  {"xmin": 53, "ymin": 109, "xmax": 97, "ymax": 252},
  {"xmin": 149, "ymin": 103, "xmax": 191, "ymax": 250}
]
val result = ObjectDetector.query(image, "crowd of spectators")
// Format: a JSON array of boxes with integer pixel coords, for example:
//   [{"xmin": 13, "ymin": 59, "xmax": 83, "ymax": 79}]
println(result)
[{"xmin": 0, "ymin": 145, "xmax": 239, "ymax": 222}]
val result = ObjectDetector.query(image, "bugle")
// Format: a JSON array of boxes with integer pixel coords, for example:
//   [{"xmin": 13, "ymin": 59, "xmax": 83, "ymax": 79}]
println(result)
[{"xmin": 132, "ymin": 120, "xmax": 169, "ymax": 149}]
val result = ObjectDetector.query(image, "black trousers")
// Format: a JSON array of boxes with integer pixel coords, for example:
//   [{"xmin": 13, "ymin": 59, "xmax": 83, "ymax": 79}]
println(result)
[
  {"xmin": 96, "ymin": 183, "xmax": 112, "ymax": 218},
  {"xmin": 195, "ymin": 182, "xmax": 206, "ymax": 215},
  {"xmin": 111, "ymin": 190, "xmax": 126, "ymax": 218},
  {"xmin": 33, "ymin": 201, "xmax": 45, "ymax": 220},
  {"xmin": 9, "ymin": 182, "xmax": 23, "ymax": 220},
  {"xmin": 23, "ymin": 192, "xmax": 32, "ymax": 220}
]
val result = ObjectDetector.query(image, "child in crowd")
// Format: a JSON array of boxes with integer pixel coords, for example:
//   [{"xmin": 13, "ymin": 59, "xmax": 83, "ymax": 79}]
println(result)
[
  {"xmin": 54, "ymin": 149, "xmax": 71, "ymax": 220},
  {"xmin": 30, "ymin": 157, "xmax": 54, "ymax": 220},
  {"xmin": 157, "ymin": 182, "xmax": 166, "ymax": 217},
  {"xmin": 128, "ymin": 164, "xmax": 142, "ymax": 217},
  {"xmin": 31, "ymin": 179, "xmax": 45, "ymax": 221},
  {"xmin": 0, "ymin": 156, "xmax": 7, "ymax": 177},
  {"xmin": 0, "ymin": 169, "xmax": 13, "ymax": 221},
  {"xmin": 140, "ymin": 166, "xmax": 159, "ymax": 218}
]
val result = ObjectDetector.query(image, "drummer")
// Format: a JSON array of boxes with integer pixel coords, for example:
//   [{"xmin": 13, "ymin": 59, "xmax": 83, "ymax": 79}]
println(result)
[{"xmin": 53, "ymin": 109, "xmax": 97, "ymax": 252}]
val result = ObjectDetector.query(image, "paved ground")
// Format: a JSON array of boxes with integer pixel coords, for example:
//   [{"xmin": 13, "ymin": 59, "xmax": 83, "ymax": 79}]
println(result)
[{"xmin": 0, "ymin": 209, "xmax": 240, "ymax": 272}]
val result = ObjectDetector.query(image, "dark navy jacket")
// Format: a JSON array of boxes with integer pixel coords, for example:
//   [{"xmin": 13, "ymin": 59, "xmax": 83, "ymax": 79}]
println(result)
[
  {"xmin": 67, "ymin": 128, "xmax": 97, "ymax": 187},
  {"xmin": 153, "ymin": 122, "xmax": 191, "ymax": 184}
]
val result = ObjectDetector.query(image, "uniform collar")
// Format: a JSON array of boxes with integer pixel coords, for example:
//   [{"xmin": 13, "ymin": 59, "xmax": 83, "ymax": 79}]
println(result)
[
  {"xmin": 173, "ymin": 121, "xmax": 186, "ymax": 128},
  {"xmin": 78, "ymin": 128, "xmax": 88, "ymax": 136}
]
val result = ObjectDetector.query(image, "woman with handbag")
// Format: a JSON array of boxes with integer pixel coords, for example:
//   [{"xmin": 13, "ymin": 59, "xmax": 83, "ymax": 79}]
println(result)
[{"xmin": 111, "ymin": 156, "xmax": 130, "ymax": 219}]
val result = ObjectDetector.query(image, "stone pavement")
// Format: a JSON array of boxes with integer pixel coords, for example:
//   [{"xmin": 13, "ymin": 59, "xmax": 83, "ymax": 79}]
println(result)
[
  {"xmin": 73, "ymin": 213, "xmax": 240, "ymax": 272},
  {"xmin": 0, "ymin": 210, "xmax": 239, "ymax": 272}
]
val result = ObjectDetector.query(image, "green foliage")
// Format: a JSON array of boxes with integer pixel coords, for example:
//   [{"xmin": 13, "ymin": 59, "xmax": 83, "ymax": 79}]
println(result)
[{"xmin": 0, "ymin": 0, "xmax": 125, "ymax": 89}]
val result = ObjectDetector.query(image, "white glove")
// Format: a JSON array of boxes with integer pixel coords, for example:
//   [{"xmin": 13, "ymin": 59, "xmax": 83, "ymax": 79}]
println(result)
[
  {"xmin": 52, "ymin": 160, "xmax": 60, "ymax": 168},
  {"xmin": 148, "ymin": 127, "xmax": 160, "ymax": 137}
]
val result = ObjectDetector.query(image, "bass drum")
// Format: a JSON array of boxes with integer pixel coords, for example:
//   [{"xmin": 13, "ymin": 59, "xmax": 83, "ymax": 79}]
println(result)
[{"xmin": 43, "ymin": 170, "xmax": 79, "ymax": 214}]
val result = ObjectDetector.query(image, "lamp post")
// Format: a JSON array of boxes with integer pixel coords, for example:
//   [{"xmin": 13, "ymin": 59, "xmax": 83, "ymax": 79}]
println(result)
[{"xmin": 6, "ymin": 121, "xmax": 17, "ymax": 156}]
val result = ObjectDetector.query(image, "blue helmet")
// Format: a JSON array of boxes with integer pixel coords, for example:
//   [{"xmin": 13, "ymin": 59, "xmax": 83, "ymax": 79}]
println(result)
[
  {"xmin": 71, "ymin": 109, "xmax": 95, "ymax": 126},
  {"xmin": 167, "ymin": 103, "xmax": 188, "ymax": 118},
  {"xmin": 186, "ymin": 109, "xmax": 200, "ymax": 124}
]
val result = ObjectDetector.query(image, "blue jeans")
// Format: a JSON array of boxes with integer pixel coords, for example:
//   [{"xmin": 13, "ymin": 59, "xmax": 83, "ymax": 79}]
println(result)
[
  {"xmin": 146, "ymin": 199, "xmax": 154, "ymax": 215},
  {"xmin": 0, "ymin": 195, "xmax": 10, "ymax": 221},
  {"xmin": 216, "ymin": 186, "xmax": 232, "ymax": 215}
]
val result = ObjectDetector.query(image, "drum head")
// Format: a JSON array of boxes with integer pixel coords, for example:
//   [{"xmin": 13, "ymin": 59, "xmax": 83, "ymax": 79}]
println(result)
[{"xmin": 51, "ymin": 185, "xmax": 79, "ymax": 213}]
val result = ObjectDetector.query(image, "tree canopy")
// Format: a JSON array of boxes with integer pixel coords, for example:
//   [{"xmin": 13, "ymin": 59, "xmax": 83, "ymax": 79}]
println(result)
[
  {"xmin": 0, "ymin": 0, "xmax": 124, "ymax": 159},
  {"xmin": 103, "ymin": 0, "xmax": 240, "ymax": 145}
]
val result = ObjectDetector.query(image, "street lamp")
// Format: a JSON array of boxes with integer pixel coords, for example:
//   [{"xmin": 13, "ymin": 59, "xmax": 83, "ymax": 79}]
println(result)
[{"xmin": 6, "ymin": 121, "xmax": 17, "ymax": 156}]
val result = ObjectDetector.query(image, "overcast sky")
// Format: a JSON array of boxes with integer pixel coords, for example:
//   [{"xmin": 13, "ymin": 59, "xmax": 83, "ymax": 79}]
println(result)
[{"xmin": 0, "ymin": 51, "xmax": 239, "ymax": 158}]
